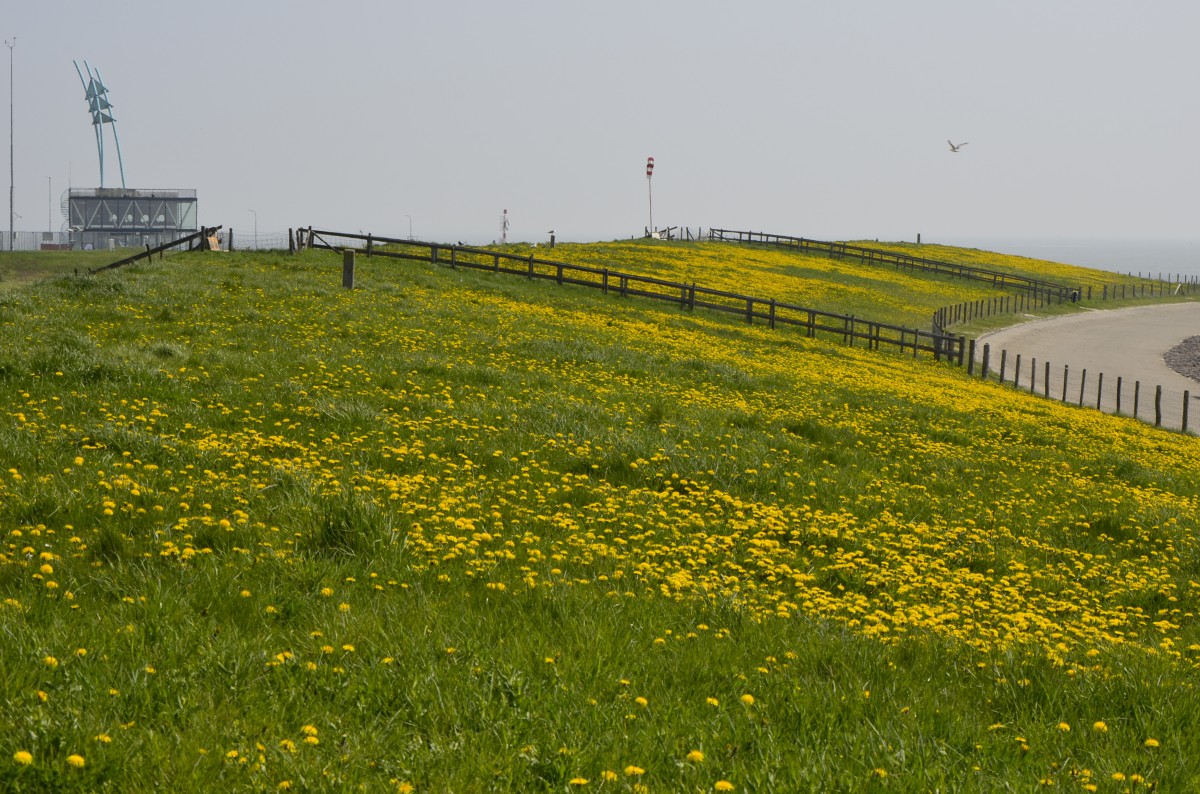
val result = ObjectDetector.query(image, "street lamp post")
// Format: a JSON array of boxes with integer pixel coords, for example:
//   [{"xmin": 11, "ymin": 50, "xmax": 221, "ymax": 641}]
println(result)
[{"xmin": 248, "ymin": 208, "xmax": 257, "ymax": 250}]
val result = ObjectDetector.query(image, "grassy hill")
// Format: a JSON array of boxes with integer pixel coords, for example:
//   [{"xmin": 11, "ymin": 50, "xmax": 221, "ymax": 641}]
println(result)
[{"xmin": 1, "ymin": 242, "xmax": 1198, "ymax": 791}]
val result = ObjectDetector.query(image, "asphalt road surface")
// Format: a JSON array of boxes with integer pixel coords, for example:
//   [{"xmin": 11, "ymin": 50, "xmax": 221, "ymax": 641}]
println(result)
[{"xmin": 976, "ymin": 302, "xmax": 1200, "ymax": 430}]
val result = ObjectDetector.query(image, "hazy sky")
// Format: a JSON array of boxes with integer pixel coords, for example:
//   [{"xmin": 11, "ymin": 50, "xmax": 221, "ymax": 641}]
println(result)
[{"xmin": 5, "ymin": 1, "xmax": 1200, "ymax": 246}]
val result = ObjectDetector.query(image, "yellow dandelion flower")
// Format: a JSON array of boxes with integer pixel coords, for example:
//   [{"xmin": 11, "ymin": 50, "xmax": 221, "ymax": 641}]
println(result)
[
  {"xmin": 301, "ymin": 725, "xmax": 318, "ymax": 736},
  {"xmin": 66, "ymin": 754, "xmax": 85, "ymax": 768},
  {"xmin": 634, "ymin": 697, "xmax": 648, "ymax": 707},
  {"xmin": 1057, "ymin": 722, "xmax": 1070, "ymax": 732},
  {"xmin": 624, "ymin": 765, "xmax": 645, "ymax": 776},
  {"xmin": 1145, "ymin": 738, "xmax": 1160, "ymax": 748},
  {"xmin": 338, "ymin": 602, "xmax": 351, "ymax": 612},
  {"xmin": 1092, "ymin": 721, "xmax": 1108, "ymax": 733},
  {"xmin": 43, "ymin": 656, "xmax": 58, "ymax": 668},
  {"xmin": 715, "ymin": 781, "xmax": 735, "ymax": 791},
  {"xmin": 706, "ymin": 697, "xmax": 720, "ymax": 707},
  {"xmin": 601, "ymin": 770, "xmax": 618, "ymax": 782},
  {"xmin": 686, "ymin": 750, "xmax": 704, "ymax": 763},
  {"xmin": 568, "ymin": 778, "xmax": 589, "ymax": 786},
  {"xmin": 13, "ymin": 750, "xmax": 33, "ymax": 765},
  {"xmin": 739, "ymin": 694, "xmax": 755, "ymax": 706},
  {"xmin": 95, "ymin": 733, "xmax": 112, "ymax": 744}
]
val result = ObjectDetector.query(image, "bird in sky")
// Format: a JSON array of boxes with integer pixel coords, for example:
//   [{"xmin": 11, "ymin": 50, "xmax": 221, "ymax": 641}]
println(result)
[{"xmin": 948, "ymin": 140, "xmax": 968, "ymax": 153}]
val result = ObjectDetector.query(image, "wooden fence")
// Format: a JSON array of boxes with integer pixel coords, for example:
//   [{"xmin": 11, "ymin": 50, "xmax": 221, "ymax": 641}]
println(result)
[
  {"xmin": 89, "ymin": 226, "xmax": 223, "ymax": 274},
  {"xmin": 970, "ymin": 341, "xmax": 1196, "ymax": 435},
  {"xmin": 708, "ymin": 228, "xmax": 1078, "ymax": 301},
  {"xmin": 935, "ymin": 279, "xmax": 1196, "ymax": 334},
  {"xmin": 298, "ymin": 227, "xmax": 965, "ymax": 362}
]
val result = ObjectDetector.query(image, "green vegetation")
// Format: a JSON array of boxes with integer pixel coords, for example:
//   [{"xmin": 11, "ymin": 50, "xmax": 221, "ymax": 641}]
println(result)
[{"xmin": 1, "ymin": 242, "xmax": 1197, "ymax": 791}]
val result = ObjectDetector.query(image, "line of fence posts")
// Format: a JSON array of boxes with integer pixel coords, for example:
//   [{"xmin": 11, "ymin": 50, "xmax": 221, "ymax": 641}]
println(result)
[
  {"xmin": 287, "ymin": 226, "xmax": 1196, "ymax": 436},
  {"xmin": 972, "ymin": 342, "xmax": 1192, "ymax": 434},
  {"xmin": 935, "ymin": 276, "xmax": 1197, "ymax": 336},
  {"xmin": 291, "ymin": 227, "xmax": 973, "ymax": 363}
]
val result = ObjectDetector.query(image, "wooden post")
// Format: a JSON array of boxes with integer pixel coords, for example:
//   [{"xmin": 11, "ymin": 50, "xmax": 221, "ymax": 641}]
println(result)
[
  {"xmin": 1116, "ymin": 376, "xmax": 1122, "ymax": 414},
  {"xmin": 602, "ymin": 269, "xmax": 609, "ymax": 294},
  {"xmin": 1155, "ymin": 385, "xmax": 1163, "ymax": 427},
  {"xmin": 1044, "ymin": 361, "xmax": 1051, "ymax": 397},
  {"xmin": 342, "ymin": 249, "xmax": 355, "ymax": 289},
  {"xmin": 746, "ymin": 298, "xmax": 754, "ymax": 325},
  {"xmin": 981, "ymin": 343, "xmax": 990, "ymax": 380},
  {"xmin": 968, "ymin": 339, "xmax": 976, "ymax": 375},
  {"xmin": 1079, "ymin": 369, "xmax": 1087, "ymax": 405},
  {"xmin": 1030, "ymin": 358, "xmax": 1037, "ymax": 394},
  {"xmin": 528, "ymin": 254, "xmax": 534, "ymax": 280},
  {"xmin": 1184, "ymin": 391, "xmax": 1191, "ymax": 433},
  {"xmin": 769, "ymin": 299, "xmax": 776, "ymax": 330},
  {"xmin": 1134, "ymin": 381, "xmax": 1141, "ymax": 419},
  {"xmin": 1096, "ymin": 373, "xmax": 1103, "ymax": 410},
  {"xmin": 1062, "ymin": 365, "xmax": 1069, "ymax": 402},
  {"xmin": 367, "ymin": 234, "xmax": 373, "ymax": 258},
  {"xmin": 1014, "ymin": 353, "xmax": 1021, "ymax": 389},
  {"xmin": 288, "ymin": 228, "xmax": 295, "ymax": 255},
  {"xmin": 958, "ymin": 336, "xmax": 966, "ymax": 367},
  {"xmin": 999, "ymin": 349, "xmax": 1007, "ymax": 383},
  {"xmin": 228, "ymin": 230, "xmax": 234, "ymax": 252}
]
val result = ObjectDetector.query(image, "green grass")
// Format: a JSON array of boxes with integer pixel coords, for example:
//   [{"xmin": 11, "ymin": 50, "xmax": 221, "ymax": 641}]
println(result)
[{"xmin": 1, "ymin": 245, "xmax": 1198, "ymax": 791}]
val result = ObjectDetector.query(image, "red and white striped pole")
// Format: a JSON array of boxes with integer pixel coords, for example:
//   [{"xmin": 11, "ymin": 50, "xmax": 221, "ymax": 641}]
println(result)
[{"xmin": 646, "ymin": 156, "xmax": 655, "ymax": 236}]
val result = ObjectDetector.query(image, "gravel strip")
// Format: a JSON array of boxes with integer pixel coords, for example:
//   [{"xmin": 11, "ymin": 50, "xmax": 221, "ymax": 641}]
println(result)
[{"xmin": 1164, "ymin": 335, "xmax": 1200, "ymax": 384}]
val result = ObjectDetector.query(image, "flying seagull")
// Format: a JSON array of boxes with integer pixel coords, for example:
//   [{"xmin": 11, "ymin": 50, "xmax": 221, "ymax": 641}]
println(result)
[{"xmin": 948, "ymin": 140, "xmax": 968, "ymax": 153}]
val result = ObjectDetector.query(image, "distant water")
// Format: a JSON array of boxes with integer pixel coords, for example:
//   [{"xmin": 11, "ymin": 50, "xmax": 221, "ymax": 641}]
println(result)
[{"xmin": 939, "ymin": 237, "xmax": 1200, "ymax": 282}]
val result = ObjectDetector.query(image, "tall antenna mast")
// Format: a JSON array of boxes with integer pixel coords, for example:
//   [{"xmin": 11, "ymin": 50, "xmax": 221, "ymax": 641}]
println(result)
[
  {"xmin": 73, "ymin": 60, "xmax": 126, "ymax": 189},
  {"xmin": 501, "ymin": 208, "xmax": 509, "ymax": 244},
  {"xmin": 6, "ymin": 37, "xmax": 14, "ymax": 249}
]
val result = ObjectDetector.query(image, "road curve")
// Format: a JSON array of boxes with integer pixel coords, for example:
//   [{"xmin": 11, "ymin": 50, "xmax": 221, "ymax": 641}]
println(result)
[{"xmin": 976, "ymin": 302, "xmax": 1200, "ymax": 429}]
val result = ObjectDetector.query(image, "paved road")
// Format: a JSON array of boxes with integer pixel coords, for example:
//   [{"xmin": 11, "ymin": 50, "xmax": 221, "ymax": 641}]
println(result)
[{"xmin": 976, "ymin": 302, "xmax": 1200, "ymax": 429}]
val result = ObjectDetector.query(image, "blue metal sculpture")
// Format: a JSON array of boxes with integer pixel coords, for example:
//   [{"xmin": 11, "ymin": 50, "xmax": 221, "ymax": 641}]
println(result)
[{"xmin": 73, "ymin": 61, "xmax": 126, "ymax": 189}]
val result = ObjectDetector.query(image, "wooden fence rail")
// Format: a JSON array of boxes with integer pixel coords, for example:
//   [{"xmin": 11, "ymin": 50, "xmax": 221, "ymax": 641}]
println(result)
[
  {"xmin": 299, "ymin": 228, "xmax": 965, "ymax": 362},
  {"xmin": 708, "ymin": 228, "xmax": 1078, "ymax": 301},
  {"xmin": 89, "ymin": 226, "xmax": 223, "ymax": 274}
]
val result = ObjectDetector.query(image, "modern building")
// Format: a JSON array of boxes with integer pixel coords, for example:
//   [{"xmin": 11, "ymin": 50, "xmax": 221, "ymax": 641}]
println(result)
[{"xmin": 67, "ymin": 187, "xmax": 197, "ymax": 250}]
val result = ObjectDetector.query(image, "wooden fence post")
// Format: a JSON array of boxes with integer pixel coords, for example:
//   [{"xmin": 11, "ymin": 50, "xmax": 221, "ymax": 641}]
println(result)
[
  {"xmin": 1062, "ymin": 365, "xmax": 1069, "ymax": 402},
  {"xmin": 1030, "ymin": 358, "xmax": 1037, "ymax": 394},
  {"xmin": 1079, "ymin": 369, "xmax": 1087, "ymax": 405},
  {"xmin": 1116, "ymin": 376, "xmax": 1122, "ymax": 414},
  {"xmin": 1134, "ymin": 381, "xmax": 1141, "ymax": 419},
  {"xmin": 1096, "ymin": 373, "xmax": 1103, "ymax": 410},
  {"xmin": 981, "ymin": 343, "xmax": 990, "ymax": 380},
  {"xmin": 342, "ymin": 249, "xmax": 355, "ymax": 289},
  {"xmin": 999, "ymin": 349, "xmax": 1007, "ymax": 383},
  {"xmin": 968, "ymin": 339, "xmax": 976, "ymax": 375},
  {"xmin": 1155, "ymin": 385, "xmax": 1163, "ymax": 427},
  {"xmin": 1183, "ymin": 391, "xmax": 1190, "ymax": 433},
  {"xmin": 289, "ymin": 228, "xmax": 295, "ymax": 255},
  {"xmin": 1014, "ymin": 353, "xmax": 1021, "ymax": 389}
]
